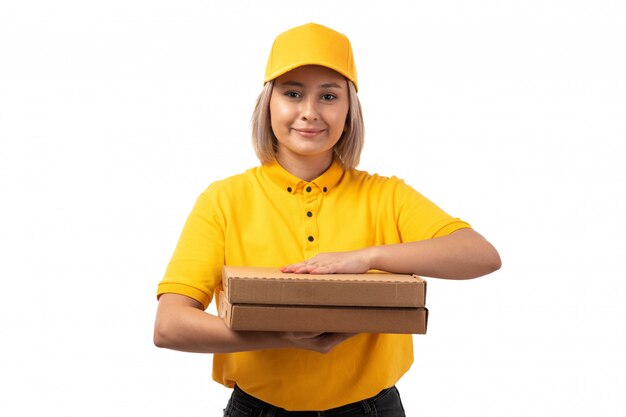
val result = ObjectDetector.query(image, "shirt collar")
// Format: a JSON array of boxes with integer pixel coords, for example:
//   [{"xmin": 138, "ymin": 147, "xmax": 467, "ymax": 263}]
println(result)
[{"xmin": 262, "ymin": 159, "xmax": 345, "ymax": 195}]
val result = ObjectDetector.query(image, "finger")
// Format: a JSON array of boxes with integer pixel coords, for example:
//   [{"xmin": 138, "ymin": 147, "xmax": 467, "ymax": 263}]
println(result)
[
  {"xmin": 285, "ymin": 264, "xmax": 315, "ymax": 274},
  {"xmin": 280, "ymin": 263, "xmax": 305, "ymax": 272},
  {"xmin": 314, "ymin": 332, "xmax": 357, "ymax": 353},
  {"xmin": 282, "ymin": 265, "xmax": 315, "ymax": 274},
  {"xmin": 325, "ymin": 332, "xmax": 357, "ymax": 341},
  {"xmin": 285, "ymin": 331, "xmax": 324, "ymax": 340},
  {"xmin": 308, "ymin": 265, "xmax": 333, "ymax": 274}
]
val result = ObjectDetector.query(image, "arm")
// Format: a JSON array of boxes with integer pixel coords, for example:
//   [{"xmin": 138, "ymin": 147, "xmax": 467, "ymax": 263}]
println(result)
[
  {"xmin": 153, "ymin": 293, "xmax": 355, "ymax": 354},
  {"xmin": 281, "ymin": 228, "xmax": 501, "ymax": 279}
]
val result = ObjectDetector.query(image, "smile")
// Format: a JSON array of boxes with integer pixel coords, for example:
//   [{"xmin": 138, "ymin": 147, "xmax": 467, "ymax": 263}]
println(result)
[{"xmin": 293, "ymin": 129, "xmax": 325, "ymax": 138}]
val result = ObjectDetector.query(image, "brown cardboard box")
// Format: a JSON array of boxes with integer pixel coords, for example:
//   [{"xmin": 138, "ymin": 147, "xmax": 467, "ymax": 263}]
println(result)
[
  {"xmin": 222, "ymin": 266, "xmax": 426, "ymax": 307},
  {"xmin": 219, "ymin": 266, "xmax": 428, "ymax": 334},
  {"xmin": 219, "ymin": 292, "xmax": 428, "ymax": 334}
]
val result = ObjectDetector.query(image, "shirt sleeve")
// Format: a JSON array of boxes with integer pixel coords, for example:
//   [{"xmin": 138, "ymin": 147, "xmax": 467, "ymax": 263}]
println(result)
[
  {"xmin": 389, "ymin": 177, "xmax": 471, "ymax": 241},
  {"xmin": 156, "ymin": 184, "xmax": 225, "ymax": 310}
]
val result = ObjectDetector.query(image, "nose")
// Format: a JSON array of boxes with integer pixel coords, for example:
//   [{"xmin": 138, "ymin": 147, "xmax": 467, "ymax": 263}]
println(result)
[{"xmin": 301, "ymin": 96, "xmax": 319, "ymax": 121}]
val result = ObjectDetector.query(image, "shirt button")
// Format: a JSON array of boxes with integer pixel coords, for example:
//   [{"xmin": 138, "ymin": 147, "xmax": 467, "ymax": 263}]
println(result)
[
  {"xmin": 287, "ymin": 187, "xmax": 292, "ymax": 192},
  {"xmin": 306, "ymin": 186, "xmax": 312, "ymax": 192},
  {"xmin": 308, "ymin": 236, "xmax": 314, "ymax": 242},
  {"xmin": 306, "ymin": 211, "xmax": 313, "ymax": 217},
  {"xmin": 323, "ymin": 187, "xmax": 328, "ymax": 192}
]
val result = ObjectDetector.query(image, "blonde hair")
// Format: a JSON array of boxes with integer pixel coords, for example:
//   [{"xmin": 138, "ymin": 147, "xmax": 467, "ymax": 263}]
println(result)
[{"xmin": 251, "ymin": 79, "xmax": 365, "ymax": 170}]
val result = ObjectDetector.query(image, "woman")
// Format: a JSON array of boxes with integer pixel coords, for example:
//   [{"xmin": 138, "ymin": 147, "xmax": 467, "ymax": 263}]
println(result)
[{"xmin": 154, "ymin": 22, "xmax": 501, "ymax": 416}]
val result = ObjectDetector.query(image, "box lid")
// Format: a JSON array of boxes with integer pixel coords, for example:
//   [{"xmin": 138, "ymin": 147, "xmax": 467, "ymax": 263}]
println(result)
[{"xmin": 222, "ymin": 266, "xmax": 426, "ymax": 308}]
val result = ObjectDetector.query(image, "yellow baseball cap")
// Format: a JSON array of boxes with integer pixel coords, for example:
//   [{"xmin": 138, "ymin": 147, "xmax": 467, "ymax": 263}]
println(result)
[{"xmin": 264, "ymin": 23, "xmax": 358, "ymax": 91}]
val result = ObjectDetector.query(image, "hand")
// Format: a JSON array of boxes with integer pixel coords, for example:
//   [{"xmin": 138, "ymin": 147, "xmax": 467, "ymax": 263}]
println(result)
[
  {"xmin": 281, "ymin": 249, "xmax": 373, "ymax": 274},
  {"xmin": 281, "ymin": 332, "xmax": 357, "ymax": 354}
]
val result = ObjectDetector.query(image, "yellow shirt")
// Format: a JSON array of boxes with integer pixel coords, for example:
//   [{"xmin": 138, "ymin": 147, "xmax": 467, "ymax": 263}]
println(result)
[{"xmin": 157, "ymin": 160, "xmax": 470, "ymax": 411}]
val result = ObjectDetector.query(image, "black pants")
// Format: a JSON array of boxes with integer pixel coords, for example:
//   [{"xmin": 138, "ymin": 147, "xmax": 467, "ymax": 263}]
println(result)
[{"xmin": 223, "ymin": 384, "xmax": 406, "ymax": 417}]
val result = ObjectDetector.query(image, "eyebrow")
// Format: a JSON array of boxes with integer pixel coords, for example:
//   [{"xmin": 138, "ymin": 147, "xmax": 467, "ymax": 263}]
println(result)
[{"xmin": 278, "ymin": 81, "xmax": 344, "ymax": 89}]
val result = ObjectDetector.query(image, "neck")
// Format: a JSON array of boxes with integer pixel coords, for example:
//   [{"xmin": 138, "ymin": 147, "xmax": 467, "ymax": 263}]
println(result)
[{"xmin": 276, "ymin": 150, "xmax": 334, "ymax": 182}]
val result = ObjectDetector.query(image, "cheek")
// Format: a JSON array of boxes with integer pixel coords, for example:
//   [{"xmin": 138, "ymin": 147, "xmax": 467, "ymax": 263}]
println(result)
[
  {"xmin": 269, "ymin": 102, "xmax": 283, "ymax": 132},
  {"xmin": 328, "ymin": 107, "xmax": 349, "ymax": 133},
  {"xmin": 270, "ymin": 103, "xmax": 294, "ymax": 129}
]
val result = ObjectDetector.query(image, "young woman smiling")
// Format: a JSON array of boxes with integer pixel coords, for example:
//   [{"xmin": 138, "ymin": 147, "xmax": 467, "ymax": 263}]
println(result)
[
  {"xmin": 269, "ymin": 65, "xmax": 350, "ymax": 181},
  {"xmin": 154, "ymin": 23, "xmax": 501, "ymax": 416}
]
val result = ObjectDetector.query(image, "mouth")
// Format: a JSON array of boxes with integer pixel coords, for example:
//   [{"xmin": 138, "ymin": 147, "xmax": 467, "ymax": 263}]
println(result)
[{"xmin": 293, "ymin": 128, "xmax": 325, "ymax": 138}]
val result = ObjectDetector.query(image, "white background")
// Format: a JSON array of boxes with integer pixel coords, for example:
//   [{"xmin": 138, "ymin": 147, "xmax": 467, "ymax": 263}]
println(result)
[{"xmin": 1, "ymin": 1, "xmax": 625, "ymax": 416}]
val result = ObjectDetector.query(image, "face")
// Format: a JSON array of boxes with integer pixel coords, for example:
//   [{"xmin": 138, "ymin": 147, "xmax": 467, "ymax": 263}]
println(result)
[{"xmin": 269, "ymin": 65, "xmax": 349, "ymax": 167}]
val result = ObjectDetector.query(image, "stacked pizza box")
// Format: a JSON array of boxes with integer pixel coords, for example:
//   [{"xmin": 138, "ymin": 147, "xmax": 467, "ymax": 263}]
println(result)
[{"xmin": 219, "ymin": 266, "xmax": 427, "ymax": 334}]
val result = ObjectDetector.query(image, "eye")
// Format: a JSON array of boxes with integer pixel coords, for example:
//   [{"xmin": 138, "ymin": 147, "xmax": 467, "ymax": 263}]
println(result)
[
  {"xmin": 285, "ymin": 91, "xmax": 301, "ymax": 98},
  {"xmin": 321, "ymin": 93, "xmax": 337, "ymax": 101}
]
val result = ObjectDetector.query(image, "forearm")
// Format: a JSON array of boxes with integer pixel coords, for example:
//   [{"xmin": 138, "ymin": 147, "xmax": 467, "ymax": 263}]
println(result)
[
  {"xmin": 369, "ymin": 228, "xmax": 501, "ymax": 279},
  {"xmin": 153, "ymin": 295, "xmax": 287, "ymax": 354}
]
